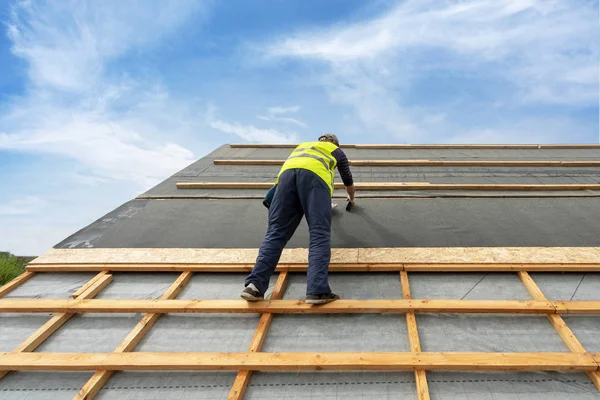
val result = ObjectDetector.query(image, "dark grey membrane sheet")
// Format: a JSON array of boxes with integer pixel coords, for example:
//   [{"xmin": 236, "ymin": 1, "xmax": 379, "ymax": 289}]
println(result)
[
  {"xmin": 204, "ymin": 145, "xmax": 600, "ymax": 161},
  {"xmin": 55, "ymin": 197, "xmax": 600, "ymax": 249}
]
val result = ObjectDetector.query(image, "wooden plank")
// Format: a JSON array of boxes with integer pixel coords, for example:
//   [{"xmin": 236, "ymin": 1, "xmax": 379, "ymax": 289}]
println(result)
[
  {"xmin": 230, "ymin": 144, "xmax": 356, "ymax": 149},
  {"xmin": 229, "ymin": 144, "xmax": 600, "ymax": 149},
  {"xmin": 137, "ymin": 193, "xmax": 600, "ymax": 200},
  {"xmin": 9, "ymin": 274, "xmax": 112, "ymax": 354},
  {"xmin": 545, "ymin": 314, "xmax": 587, "ymax": 353},
  {"xmin": 27, "ymin": 263, "xmax": 404, "ymax": 272},
  {"xmin": 74, "ymin": 274, "xmax": 113, "ymax": 299},
  {"xmin": 214, "ymin": 159, "xmax": 600, "ymax": 167},
  {"xmin": 400, "ymin": 271, "xmax": 430, "ymax": 400},
  {"xmin": 403, "ymin": 264, "xmax": 600, "ymax": 272},
  {"xmin": 518, "ymin": 271, "xmax": 600, "ymax": 391},
  {"xmin": 404, "ymin": 312, "xmax": 422, "ymax": 350},
  {"xmin": 116, "ymin": 272, "xmax": 192, "ymax": 352},
  {"xmin": 29, "ymin": 247, "xmax": 600, "ymax": 266},
  {"xmin": 176, "ymin": 182, "xmax": 600, "ymax": 191},
  {"xmin": 400, "ymin": 271, "xmax": 412, "ymax": 300},
  {"xmin": 215, "ymin": 159, "xmax": 286, "ymax": 165},
  {"xmin": 229, "ymin": 271, "xmax": 289, "ymax": 400},
  {"xmin": 75, "ymin": 271, "xmax": 193, "ymax": 400},
  {"xmin": 554, "ymin": 301, "xmax": 600, "ymax": 314},
  {"xmin": 354, "ymin": 160, "xmax": 600, "ymax": 166},
  {"xmin": 357, "ymin": 247, "xmax": 600, "ymax": 265},
  {"xmin": 518, "ymin": 272, "xmax": 587, "ymax": 351},
  {"xmin": 0, "ymin": 273, "xmax": 112, "ymax": 380},
  {"xmin": 0, "ymin": 298, "xmax": 571, "ymax": 314},
  {"xmin": 355, "ymin": 144, "xmax": 600, "ymax": 149},
  {"xmin": 24, "ymin": 262, "xmax": 600, "ymax": 273},
  {"xmin": 71, "ymin": 271, "xmax": 109, "ymax": 298},
  {"xmin": 247, "ymin": 273, "xmax": 288, "ymax": 350},
  {"xmin": 26, "ymin": 262, "xmax": 600, "ymax": 273},
  {"xmin": 517, "ymin": 271, "xmax": 547, "ymax": 301},
  {"xmin": 0, "ymin": 352, "xmax": 596, "ymax": 371},
  {"xmin": 0, "ymin": 271, "xmax": 35, "ymax": 298}
]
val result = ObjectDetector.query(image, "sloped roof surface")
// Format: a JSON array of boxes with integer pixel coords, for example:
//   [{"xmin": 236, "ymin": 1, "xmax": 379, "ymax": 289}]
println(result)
[
  {"xmin": 57, "ymin": 145, "xmax": 600, "ymax": 249},
  {"xmin": 1, "ymin": 144, "xmax": 600, "ymax": 400}
]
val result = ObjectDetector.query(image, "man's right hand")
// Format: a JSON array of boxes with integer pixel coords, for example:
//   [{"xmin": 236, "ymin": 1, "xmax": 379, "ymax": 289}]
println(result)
[{"xmin": 346, "ymin": 184, "xmax": 356, "ymax": 201}]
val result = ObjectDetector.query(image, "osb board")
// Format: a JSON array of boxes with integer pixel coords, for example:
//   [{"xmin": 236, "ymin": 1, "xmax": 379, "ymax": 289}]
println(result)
[
  {"xmin": 358, "ymin": 248, "xmax": 600, "ymax": 264},
  {"xmin": 31, "ymin": 247, "xmax": 600, "ymax": 265}
]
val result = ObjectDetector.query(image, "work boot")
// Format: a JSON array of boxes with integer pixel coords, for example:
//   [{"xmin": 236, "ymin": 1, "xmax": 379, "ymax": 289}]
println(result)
[
  {"xmin": 241, "ymin": 283, "xmax": 263, "ymax": 301},
  {"xmin": 305, "ymin": 293, "xmax": 340, "ymax": 305}
]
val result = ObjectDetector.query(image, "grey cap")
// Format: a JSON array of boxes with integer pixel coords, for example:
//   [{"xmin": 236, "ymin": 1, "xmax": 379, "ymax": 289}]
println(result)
[{"xmin": 318, "ymin": 133, "xmax": 340, "ymax": 147}]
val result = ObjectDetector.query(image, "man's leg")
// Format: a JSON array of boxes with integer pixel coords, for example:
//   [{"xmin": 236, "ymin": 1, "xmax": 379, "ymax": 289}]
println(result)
[
  {"xmin": 244, "ymin": 170, "xmax": 303, "ymax": 296},
  {"xmin": 296, "ymin": 169, "xmax": 333, "ymax": 296}
]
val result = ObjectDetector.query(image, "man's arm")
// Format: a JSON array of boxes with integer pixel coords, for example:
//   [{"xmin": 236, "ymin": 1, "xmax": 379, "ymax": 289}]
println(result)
[
  {"xmin": 345, "ymin": 183, "xmax": 355, "ymax": 202},
  {"xmin": 331, "ymin": 148, "xmax": 355, "ymax": 201}
]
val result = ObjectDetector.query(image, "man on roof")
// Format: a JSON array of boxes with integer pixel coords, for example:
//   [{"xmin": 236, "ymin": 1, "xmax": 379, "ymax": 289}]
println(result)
[{"xmin": 241, "ymin": 133, "xmax": 355, "ymax": 304}]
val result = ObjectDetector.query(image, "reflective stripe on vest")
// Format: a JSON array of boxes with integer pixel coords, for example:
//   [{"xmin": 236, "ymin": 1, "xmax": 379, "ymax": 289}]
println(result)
[{"xmin": 276, "ymin": 141, "xmax": 338, "ymax": 195}]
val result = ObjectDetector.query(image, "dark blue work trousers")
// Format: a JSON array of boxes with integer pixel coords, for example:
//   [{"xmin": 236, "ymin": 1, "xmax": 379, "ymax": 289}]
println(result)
[{"xmin": 245, "ymin": 169, "xmax": 332, "ymax": 295}]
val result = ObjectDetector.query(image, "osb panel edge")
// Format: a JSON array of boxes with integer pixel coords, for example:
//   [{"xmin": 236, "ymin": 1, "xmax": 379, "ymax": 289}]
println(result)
[{"xmin": 30, "ymin": 247, "xmax": 600, "ymax": 265}]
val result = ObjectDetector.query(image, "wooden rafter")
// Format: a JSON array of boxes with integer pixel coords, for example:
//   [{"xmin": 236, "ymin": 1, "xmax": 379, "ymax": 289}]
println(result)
[
  {"xmin": 229, "ymin": 271, "xmax": 289, "ymax": 400},
  {"xmin": 518, "ymin": 271, "xmax": 600, "ymax": 390},
  {"xmin": 2, "ymin": 245, "xmax": 599, "ymax": 397},
  {"xmin": 74, "ymin": 271, "xmax": 193, "ymax": 400},
  {"xmin": 400, "ymin": 271, "xmax": 430, "ymax": 400},
  {"xmin": 0, "ymin": 272, "xmax": 112, "ymax": 380},
  {"xmin": 71, "ymin": 271, "xmax": 110, "ymax": 299},
  {"xmin": 0, "ymin": 271, "xmax": 35, "ymax": 298}
]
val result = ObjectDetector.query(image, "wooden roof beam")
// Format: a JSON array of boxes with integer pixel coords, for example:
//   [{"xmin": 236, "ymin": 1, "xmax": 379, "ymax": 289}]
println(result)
[
  {"xmin": 0, "ymin": 351, "xmax": 597, "ymax": 371},
  {"xmin": 176, "ymin": 182, "xmax": 600, "ymax": 191},
  {"xmin": 3, "ymin": 298, "xmax": 599, "ymax": 314}
]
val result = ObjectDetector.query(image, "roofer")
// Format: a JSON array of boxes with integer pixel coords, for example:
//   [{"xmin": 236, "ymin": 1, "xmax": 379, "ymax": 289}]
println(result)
[{"xmin": 241, "ymin": 133, "xmax": 355, "ymax": 304}]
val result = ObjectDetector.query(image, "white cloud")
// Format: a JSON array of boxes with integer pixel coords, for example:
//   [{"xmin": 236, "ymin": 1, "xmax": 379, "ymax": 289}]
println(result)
[
  {"xmin": 267, "ymin": 106, "xmax": 300, "ymax": 114},
  {"xmin": 1, "ymin": 1, "xmax": 206, "ymax": 187},
  {"xmin": 0, "ymin": 0, "xmax": 210, "ymax": 254},
  {"xmin": 206, "ymin": 104, "xmax": 298, "ymax": 143},
  {"xmin": 8, "ymin": 0, "xmax": 206, "ymax": 92},
  {"xmin": 266, "ymin": 0, "xmax": 596, "ymax": 70},
  {"xmin": 261, "ymin": 0, "xmax": 598, "ymax": 141},
  {"xmin": 209, "ymin": 119, "xmax": 298, "ymax": 143},
  {"xmin": 0, "ymin": 96, "xmax": 196, "ymax": 186},
  {"xmin": 256, "ymin": 115, "xmax": 307, "ymax": 128},
  {"xmin": 256, "ymin": 106, "xmax": 308, "ymax": 128},
  {"xmin": 275, "ymin": 117, "xmax": 307, "ymax": 128}
]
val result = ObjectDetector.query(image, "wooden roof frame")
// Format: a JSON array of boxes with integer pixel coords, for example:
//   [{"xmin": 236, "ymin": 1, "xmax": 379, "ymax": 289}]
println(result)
[{"xmin": 1, "ymin": 247, "xmax": 600, "ymax": 399}]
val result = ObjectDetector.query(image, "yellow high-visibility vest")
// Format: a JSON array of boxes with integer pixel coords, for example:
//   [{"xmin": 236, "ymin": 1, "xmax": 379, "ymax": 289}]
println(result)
[{"xmin": 276, "ymin": 141, "xmax": 338, "ymax": 195}]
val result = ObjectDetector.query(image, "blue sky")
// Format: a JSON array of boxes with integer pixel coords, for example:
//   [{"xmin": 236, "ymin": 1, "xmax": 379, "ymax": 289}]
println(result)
[{"xmin": 0, "ymin": 0, "xmax": 598, "ymax": 255}]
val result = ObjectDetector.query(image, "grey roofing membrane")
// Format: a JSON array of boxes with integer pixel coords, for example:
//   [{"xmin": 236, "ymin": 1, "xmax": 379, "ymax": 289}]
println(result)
[
  {"xmin": 205, "ymin": 145, "xmax": 600, "ymax": 161},
  {"xmin": 141, "ymin": 145, "xmax": 600, "ymax": 199},
  {"xmin": 3, "ymin": 145, "xmax": 600, "ymax": 399},
  {"xmin": 56, "ymin": 197, "xmax": 600, "ymax": 248}
]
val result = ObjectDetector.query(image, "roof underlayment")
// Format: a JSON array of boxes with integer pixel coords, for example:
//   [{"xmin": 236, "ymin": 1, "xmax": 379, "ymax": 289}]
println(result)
[{"xmin": 1, "ymin": 144, "xmax": 600, "ymax": 400}]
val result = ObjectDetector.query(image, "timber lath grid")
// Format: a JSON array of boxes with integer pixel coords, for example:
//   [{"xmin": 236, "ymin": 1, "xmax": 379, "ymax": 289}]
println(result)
[{"xmin": 1, "ymin": 247, "xmax": 600, "ymax": 400}]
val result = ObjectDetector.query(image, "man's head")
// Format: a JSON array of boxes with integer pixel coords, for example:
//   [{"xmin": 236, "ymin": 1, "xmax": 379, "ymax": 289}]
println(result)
[{"xmin": 318, "ymin": 133, "xmax": 340, "ymax": 147}]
